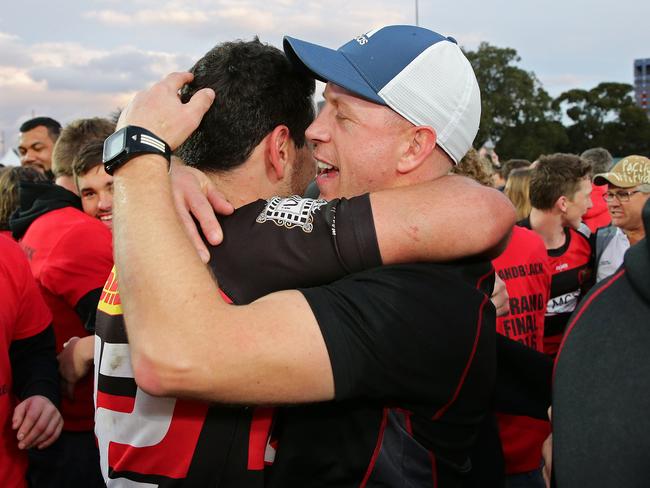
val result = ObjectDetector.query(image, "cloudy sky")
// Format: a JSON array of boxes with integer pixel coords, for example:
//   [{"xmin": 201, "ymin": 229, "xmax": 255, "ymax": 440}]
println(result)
[{"xmin": 1, "ymin": 0, "xmax": 648, "ymax": 157}]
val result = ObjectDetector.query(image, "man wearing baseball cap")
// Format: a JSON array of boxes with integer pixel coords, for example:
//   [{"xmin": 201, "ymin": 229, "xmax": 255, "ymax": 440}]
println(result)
[
  {"xmin": 105, "ymin": 25, "xmax": 511, "ymax": 486},
  {"xmin": 283, "ymin": 25, "xmax": 480, "ymax": 200},
  {"xmin": 593, "ymin": 155, "xmax": 650, "ymax": 282}
]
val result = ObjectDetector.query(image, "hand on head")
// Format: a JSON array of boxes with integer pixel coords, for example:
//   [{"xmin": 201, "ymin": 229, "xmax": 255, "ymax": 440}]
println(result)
[{"xmin": 118, "ymin": 72, "xmax": 216, "ymax": 150}]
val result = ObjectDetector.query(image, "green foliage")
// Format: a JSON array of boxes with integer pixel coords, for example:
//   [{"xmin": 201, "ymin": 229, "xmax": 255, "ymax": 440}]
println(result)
[
  {"xmin": 464, "ymin": 44, "xmax": 650, "ymax": 159},
  {"xmin": 496, "ymin": 121, "xmax": 569, "ymax": 161},
  {"xmin": 554, "ymin": 83, "xmax": 650, "ymax": 156}
]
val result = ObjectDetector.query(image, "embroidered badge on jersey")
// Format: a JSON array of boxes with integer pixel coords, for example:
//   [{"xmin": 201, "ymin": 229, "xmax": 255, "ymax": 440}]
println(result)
[{"xmin": 256, "ymin": 196, "xmax": 327, "ymax": 232}]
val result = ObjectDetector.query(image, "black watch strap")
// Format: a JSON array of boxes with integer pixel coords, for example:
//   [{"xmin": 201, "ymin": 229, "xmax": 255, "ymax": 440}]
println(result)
[{"xmin": 103, "ymin": 126, "xmax": 172, "ymax": 176}]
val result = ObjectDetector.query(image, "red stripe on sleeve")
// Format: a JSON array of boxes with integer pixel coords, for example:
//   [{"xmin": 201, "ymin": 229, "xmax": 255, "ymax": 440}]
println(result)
[{"xmin": 247, "ymin": 407, "xmax": 275, "ymax": 470}]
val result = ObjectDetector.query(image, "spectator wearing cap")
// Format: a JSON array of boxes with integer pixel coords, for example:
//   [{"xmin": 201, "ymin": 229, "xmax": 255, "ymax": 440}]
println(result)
[
  {"xmin": 581, "ymin": 147, "xmax": 613, "ymax": 233},
  {"xmin": 593, "ymin": 155, "xmax": 650, "ymax": 282},
  {"xmin": 18, "ymin": 117, "xmax": 61, "ymax": 176}
]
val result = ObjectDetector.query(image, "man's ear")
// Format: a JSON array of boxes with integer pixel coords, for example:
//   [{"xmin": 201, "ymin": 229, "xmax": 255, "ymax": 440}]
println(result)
[
  {"xmin": 556, "ymin": 195, "xmax": 569, "ymax": 213},
  {"xmin": 397, "ymin": 126, "xmax": 437, "ymax": 174},
  {"xmin": 266, "ymin": 125, "xmax": 291, "ymax": 181}
]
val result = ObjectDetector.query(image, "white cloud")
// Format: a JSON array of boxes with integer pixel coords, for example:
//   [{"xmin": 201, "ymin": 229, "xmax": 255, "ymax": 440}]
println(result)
[
  {"xmin": 28, "ymin": 47, "xmax": 192, "ymax": 92},
  {"xmin": 84, "ymin": 8, "xmax": 211, "ymax": 26},
  {"xmin": 0, "ymin": 66, "xmax": 46, "ymax": 90},
  {"xmin": 81, "ymin": 0, "xmax": 410, "ymax": 45},
  {"xmin": 0, "ymin": 34, "xmax": 189, "ymax": 152}
]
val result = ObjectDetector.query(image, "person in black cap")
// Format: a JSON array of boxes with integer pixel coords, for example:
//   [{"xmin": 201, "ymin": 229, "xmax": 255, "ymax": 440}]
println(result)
[{"xmin": 551, "ymin": 198, "xmax": 650, "ymax": 487}]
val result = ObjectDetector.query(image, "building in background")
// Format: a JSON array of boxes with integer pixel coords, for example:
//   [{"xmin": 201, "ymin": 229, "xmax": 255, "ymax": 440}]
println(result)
[{"xmin": 635, "ymin": 58, "xmax": 650, "ymax": 117}]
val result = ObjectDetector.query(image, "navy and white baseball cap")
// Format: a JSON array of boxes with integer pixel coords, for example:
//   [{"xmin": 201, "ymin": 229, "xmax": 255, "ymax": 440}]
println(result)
[{"xmin": 283, "ymin": 25, "xmax": 481, "ymax": 164}]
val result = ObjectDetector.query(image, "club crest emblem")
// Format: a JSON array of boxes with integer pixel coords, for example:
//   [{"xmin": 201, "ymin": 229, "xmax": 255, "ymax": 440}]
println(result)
[{"xmin": 256, "ymin": 196, "xmax": 327, "ymax": 233}]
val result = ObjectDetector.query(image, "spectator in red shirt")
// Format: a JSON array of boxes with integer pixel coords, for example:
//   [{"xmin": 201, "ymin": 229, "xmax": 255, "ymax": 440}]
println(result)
[
  {"xmin": 0, "ymin": 236, "xmax": 62, "ymax": 488},
  {"xmin": 524, "ymin": 154, "xmax": 594, "ymax": 357},
  {"xmin": 9, "ymin": 179, "xmax": 112, "ymax": 488},
  {"xmin": 493, "ymin": 226, "xmax": 552, "ymax": 487},
  {"xmin": 580, "ymin": 147, "xmax": 613, "ymax": 233}
]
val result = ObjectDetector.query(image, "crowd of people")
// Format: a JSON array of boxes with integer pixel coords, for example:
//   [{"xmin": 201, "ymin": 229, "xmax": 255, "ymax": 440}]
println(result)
[{"xmin": 1, "ymin": 24, "xmax": 649, "ymax": 488}]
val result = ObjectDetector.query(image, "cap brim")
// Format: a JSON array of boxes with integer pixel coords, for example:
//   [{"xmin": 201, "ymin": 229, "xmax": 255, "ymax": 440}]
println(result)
[
  {"xmin": 283, "ymin": 36, "xmax": 385, "ymax": 105},
  {"xmin": 593, "ymin": 172, "xmax": 637, "ymax": 188}
]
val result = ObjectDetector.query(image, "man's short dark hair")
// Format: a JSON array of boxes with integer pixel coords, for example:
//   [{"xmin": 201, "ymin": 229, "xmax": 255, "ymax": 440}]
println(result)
[
  {"xmin": 19, "ymin": 117, "xmax": 62, "ymax": 142},
  {"xmin": 501, "ymin": 159, "xmax": 531, "ymax": 181},
  {"xmin": 530, "ymin": 153, "xmax": 591, "ymax": 210},
  {"xmin": 177, "ymin": 38, "xmax": 315, "ymax": 173},
  {"xmin": 580, "ymin": 147, "xmax": 613, "ymax": 175},
  {"xmin": 52, "ymin": 118, "xmax": 115, "ymax": 177},
  {"xmin": 72, "ymin": 141, "xmax": 105, "ymax": 179}
]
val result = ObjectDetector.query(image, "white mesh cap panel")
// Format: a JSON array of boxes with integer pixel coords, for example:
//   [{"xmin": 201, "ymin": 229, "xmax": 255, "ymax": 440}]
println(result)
[{"xmin": 378, "ymin": 42, "xmax": 481, "ymax": 163}]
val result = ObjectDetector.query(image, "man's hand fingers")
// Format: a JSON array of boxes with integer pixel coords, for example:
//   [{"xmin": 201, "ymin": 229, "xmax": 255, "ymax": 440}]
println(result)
[
  {"xmin": 187, "ymin": 189, "xmax": 223, "ymax": 248},
  {"xmin": 19, "ymin": 398, "xmax": 54, "ymax": 448},
  {"xmin": 491, "ymin": 274, "xmax": 510, "ymax": 317},
  {"xmin": 207, "ymin": 187, "xmax": 234, "ymax": 218},
  {"xmin": 170, "ymin": 163, "xmax": 229, "ymax": 251},
  {"xmin": 185, "ymin": 87, "xmax": 216, "ymax": 122},
  {"xmin": 15, "ymin": 399, "xmax": 45, "ymax": 449},
  {"xmin": 117, "ymin": 71, "xmax": 208, "ymax": 150},
  {"xmin": 21, "ymin": 409, "xmax": 53, "ymax": 449},
  {"xmin": 12, "ymin": 401, "xmax": 26, "ymax": 430},
  {"xmin": 37, "ymin": 416, "xmax": 63, "ymax": 450},
  {"xmin": 32, "ymin": 412, "xmax": 63, "ymax": 450},
  {"xmin": 163, "ymin": 71, "xmax": 194, "ymax": 90},
  {"xmin": 174, "ymin": 193, "xmax": 211, "ymax": 263}
]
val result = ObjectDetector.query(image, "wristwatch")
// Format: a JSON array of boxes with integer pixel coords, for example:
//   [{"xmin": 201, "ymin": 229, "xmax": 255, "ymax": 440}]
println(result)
[{"xmin": 103, "ymin": 126, "xmax": 172, "ymax": 175}]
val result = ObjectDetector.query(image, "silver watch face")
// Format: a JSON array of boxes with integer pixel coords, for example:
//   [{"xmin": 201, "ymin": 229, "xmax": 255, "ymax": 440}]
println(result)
[{"xmin": 104, "ymin": 128, "xmax": 126, "ymax": 162}]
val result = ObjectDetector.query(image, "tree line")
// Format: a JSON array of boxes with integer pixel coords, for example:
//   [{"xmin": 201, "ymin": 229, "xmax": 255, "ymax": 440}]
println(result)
[{"xmin": 465, "ymin": 43, "xmax": 650, "ymax": 160}]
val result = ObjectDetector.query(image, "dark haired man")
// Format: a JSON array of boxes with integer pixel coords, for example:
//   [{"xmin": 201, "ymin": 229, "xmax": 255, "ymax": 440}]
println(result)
[
  {"xmin": 72, "ymin": 142, "xmax": 114, "ymax": 230},
  {"xmin": 18, "ymin": 117, "xmax": 61, "ymax": 175},
  {"xmin": 96, "ymin": 32, "xmax": 515, "ymax": 487},
  {"xmin": 523, "ymin": 153, "xmax": 594, "ymax": 357},
  {"xmin": 52, "ymin": 118, "xmax": 115, "ymax": 194}
]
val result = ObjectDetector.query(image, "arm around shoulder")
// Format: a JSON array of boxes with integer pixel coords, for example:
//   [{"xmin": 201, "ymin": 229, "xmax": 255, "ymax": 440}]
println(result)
[
  {"xmin": 130, "ymin": 289, "xmax": 335, "ymax": 404},
  {"xmin": 371, "ymin": 175, "xmax": 515, "ymax": 264}
]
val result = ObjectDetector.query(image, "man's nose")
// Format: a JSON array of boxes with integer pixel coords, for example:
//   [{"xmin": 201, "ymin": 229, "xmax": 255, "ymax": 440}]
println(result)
[
  {"xmin": 305, "ymin": 110, "xmax": 330, "ymax": 144},
  {"xmin": 98, "ymin": 194, "xmax": 112, "ymax": 211},
  {"xmin": 20, "ymin": 150, "xmax": 35, "ymax": 164}
]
